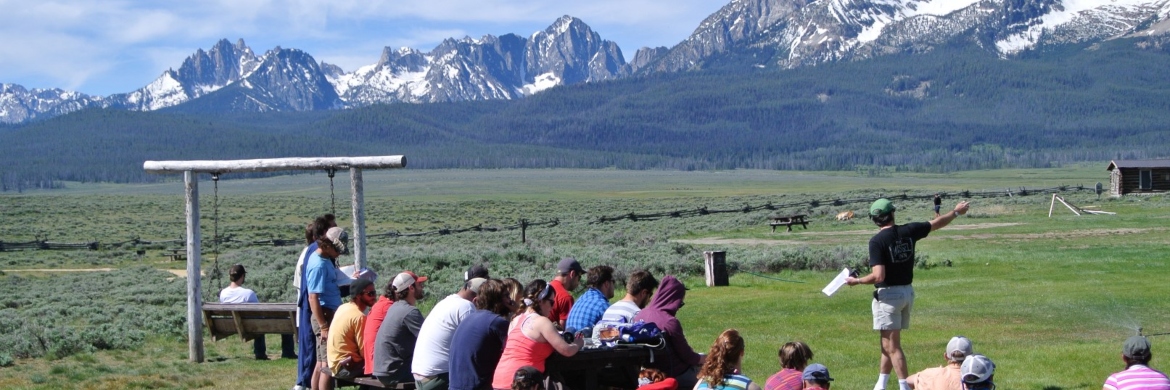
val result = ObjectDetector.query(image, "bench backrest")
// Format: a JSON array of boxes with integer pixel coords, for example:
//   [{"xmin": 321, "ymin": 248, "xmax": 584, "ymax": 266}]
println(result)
[{"xmin": 202, "ymin": 303, "xmax": 297, "ymax": 342}]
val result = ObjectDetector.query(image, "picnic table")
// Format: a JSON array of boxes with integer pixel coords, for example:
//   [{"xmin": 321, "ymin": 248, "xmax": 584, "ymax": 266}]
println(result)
[
  {"xmin": 769, "ymin": 214, "xmax": 809, "ymax": 232},
  {"xmin": 164, "ymin": 248, "xmax": 186, "ymax": 261},
  {"xmin": 546, "ymin": 344, "xmax": 656, "ymax": 390},
  {"xmin": 334, "ymin": 376, "xmax": 415, "ymax": 389}
]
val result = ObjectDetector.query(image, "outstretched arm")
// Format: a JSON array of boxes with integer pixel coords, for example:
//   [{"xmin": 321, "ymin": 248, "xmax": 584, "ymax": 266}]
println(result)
[{"xmin": 929, "ymin": 201, "xmax": 970, "ymax": 231}]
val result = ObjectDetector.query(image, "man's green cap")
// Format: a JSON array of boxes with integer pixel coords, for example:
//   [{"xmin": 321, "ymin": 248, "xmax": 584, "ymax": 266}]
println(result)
[{"xmin": 870, "ymin": 198, "xmax": 896, "ymax": 216}]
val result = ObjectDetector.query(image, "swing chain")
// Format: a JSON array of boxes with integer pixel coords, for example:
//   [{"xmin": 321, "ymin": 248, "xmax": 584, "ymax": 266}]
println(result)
[
  {"xmin": 327, "ymin": 168, "xmax": 337, "ymax": 215},
  {"xmin": 210, "ymin": 172, "xmax": 223, "ymax": 293}
]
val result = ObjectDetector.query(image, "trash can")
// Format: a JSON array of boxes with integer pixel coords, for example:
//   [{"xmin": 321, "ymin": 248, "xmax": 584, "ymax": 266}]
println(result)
[{"xmin": 704, "ymin": 251, "xmax": 729, "ymax": 287}]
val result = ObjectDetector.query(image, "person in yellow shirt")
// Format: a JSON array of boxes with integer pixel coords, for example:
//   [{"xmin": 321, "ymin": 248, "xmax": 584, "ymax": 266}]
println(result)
[
  {"xmin": 907, "ymin": 336, "xmax": 973, "ymax": 390},
  {"xmin": 327, "ymin": 278, "xmax": 377, "ymax": 386}
]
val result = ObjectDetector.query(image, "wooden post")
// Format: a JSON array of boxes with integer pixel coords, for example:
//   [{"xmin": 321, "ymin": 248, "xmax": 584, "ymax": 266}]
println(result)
[
  {"xmin": 1048, "ymin": 193, "xmax": 1056, "ymax": 218},
  {"xmin": 350, "ymin": 168, "xmax": 366, "ymax": 270},
  {"xmin": 520, "ymin": 219, "xmax": 528, "ymax": 243},
  {"xmin": 184, "ymin": 171, "xmax": 204, "ymax": 363}
]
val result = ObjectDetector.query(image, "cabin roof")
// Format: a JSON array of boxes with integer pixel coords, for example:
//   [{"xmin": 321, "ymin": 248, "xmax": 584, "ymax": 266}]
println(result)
[{"xmin": 1107, "ymin": 160, "xmax": 1170, "ymax": 171}]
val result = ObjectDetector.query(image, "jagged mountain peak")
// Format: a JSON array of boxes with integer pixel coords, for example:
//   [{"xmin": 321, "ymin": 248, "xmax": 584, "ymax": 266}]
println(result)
[
  {"xmin": 8, "ymin": 4, "xmax": 1170, "ymax": 123},
  {"xmin": 642, "ymin": 0, "xmax": 1170, "ymax": 73}
]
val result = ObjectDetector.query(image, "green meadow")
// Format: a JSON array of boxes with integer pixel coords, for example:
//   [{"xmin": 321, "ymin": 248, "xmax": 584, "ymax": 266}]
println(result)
[{"xmin": 1, "ymin": 166, "xmax": 1165, "ymax": 390}]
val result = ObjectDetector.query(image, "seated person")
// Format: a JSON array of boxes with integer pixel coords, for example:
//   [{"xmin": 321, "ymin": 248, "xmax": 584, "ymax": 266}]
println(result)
[
  {"xmin": 632, "ymin": 276, "xmax": 705, "ymax": 390},
  {"xmin": 908, "ymin": 336, "xmax": 973, "ymax": 390},
  {"xmin": 566, "ymin": 265, "xmax": 616, "ymax": 333},
  {"xmin": 695, "ymin": 329, "xmax": 762, "ymax": 390},
  {"xmin": 549, "ymin": 258, "xmax": 585, "ymax": 329},
  {"xmin": 466, "ymin": 264, "xmax": 490, "ymax": 281},
  {"xmin": 218, "ymin": 264, "xmax": 294, "ymax": 360},
  {"xmin": 413, "ymin": 277, "xmax": 484, "ymax": 389},
  {"xmin": 373, "ymin": 272, "xmax": 427, "ymax": 387},
  {"xmin": 637, "ymin": 368, "xmax": 678, "ymax": 390},
  {"xmin": 491, "ymin": 280, "xmax": 584, "ymax": 389},
  {"xmin": 511, "ymin": 366, "xmax": 544, "ymax": 390},
  {"xmin": 802, "ymin": 364, "xmax": 833, "ymax": 390},
  {"xmin": 326, "ymin": 278, "xmax": 377, "ymax": 382},
  {"xmin": 594, "ymin": 270, "xmax": 658, "ymax": 339},
  {"xmin": 1103, "ymin": 335, "xmax": 1170, "ymax": 390},
  {"xmin": 764, "ymin": 341, "xmax": 813, "ymax": 390},
  {"xmin": 449, "ymin": 279, "xmax": 514, "ymax": 390},
  {"xmin": 362, "ymin": 271, "xmax": 424, "ymax": 375},
  {"xmin": 960, "ymin": 355, "xmax": 996, "ymax": 390}
]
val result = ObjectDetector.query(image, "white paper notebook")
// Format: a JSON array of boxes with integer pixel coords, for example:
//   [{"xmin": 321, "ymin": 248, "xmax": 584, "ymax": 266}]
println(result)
[{"xmin": 822, "ymin": 268, "xmax": 850, "ymax": 296}]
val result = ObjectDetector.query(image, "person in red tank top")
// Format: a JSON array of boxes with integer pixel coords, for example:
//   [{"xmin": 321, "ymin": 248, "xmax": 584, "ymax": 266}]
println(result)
[{"xmin": 491, "ymin": 280, "xmax": 584, "ymax": 389}]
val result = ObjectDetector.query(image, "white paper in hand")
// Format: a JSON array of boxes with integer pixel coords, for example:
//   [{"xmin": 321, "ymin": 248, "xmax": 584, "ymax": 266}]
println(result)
[{"xmin": 822, "ymin": 268, "xmax": 851, "ymax": 296}]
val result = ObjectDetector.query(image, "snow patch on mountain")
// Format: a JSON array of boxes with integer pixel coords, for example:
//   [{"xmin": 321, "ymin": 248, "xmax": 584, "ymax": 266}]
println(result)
[
  {"xmin": 997, "ymin": 0, "xmax": 1170, "ymax": 54},
  {"xmin": 857, "ymin": 0, "xmax": 982, "ymax": 43},
  {"xmin": 522, "ymin": 72, "xmax": 561, "ymax": 95}
]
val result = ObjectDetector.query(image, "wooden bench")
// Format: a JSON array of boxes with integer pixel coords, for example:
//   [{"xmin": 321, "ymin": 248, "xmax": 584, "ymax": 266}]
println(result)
[
  {"xmin": 164, "ymin": 248, "xmax": 186, "ymax": 261},
  {"xmin": 334, "ymin": 376, "xmax": 415, "ymax": 389},
  {"xmin": 201, "ymin": 303, "xmax": 297, "ymax": 342},
  {"xmin": 769, "ymin": 214, "xmax": 809, "ymax": 232}
]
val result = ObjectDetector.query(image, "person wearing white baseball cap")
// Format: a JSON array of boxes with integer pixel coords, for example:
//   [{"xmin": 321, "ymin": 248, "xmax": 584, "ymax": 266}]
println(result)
[
  {"xmin": 846, "ymin": 198, "xmax": 970, "ymax": 390},
  {"xmin": 907, "ymin": 336, "xmax": 974, "ymax": 390},
  {"xmin": 372, "ymin": 271, "xmax": 427, "ymax": 387},
  {"xmin": 959, "ymin": 354, "xmax": 995, "ymax": 390}
]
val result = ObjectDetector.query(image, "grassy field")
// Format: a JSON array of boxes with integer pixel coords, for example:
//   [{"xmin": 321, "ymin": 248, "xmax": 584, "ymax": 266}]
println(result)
[{"xmin": 1, "ymin": 166, "xmax": 1165, "ymax": 390}]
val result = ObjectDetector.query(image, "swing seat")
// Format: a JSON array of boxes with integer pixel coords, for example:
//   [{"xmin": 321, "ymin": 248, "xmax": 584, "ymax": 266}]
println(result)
[{"xmin": 202, "ymin": 303, "xmax": 297, "ymax": 342}]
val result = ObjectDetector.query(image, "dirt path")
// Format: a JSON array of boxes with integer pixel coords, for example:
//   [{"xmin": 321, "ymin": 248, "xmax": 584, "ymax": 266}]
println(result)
[
  {"xmin": 2, "ymin": 268, "xmax": 115, "ymax": 272},
  {"xmin": 671, "ymin": 238, "xmax": 806, "ymax": 246},
  {"xmin": 2, "ymin": 268, "xmax": 198, "ymax": 279}
]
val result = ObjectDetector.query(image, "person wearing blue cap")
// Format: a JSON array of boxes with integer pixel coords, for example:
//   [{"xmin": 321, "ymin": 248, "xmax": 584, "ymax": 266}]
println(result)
[
  {"xmin": 846, "ymin": 197, "xmax": 970, "ymax": 390},
  {"xmin": 803, "ymin": 363, "xmax": 833, "ymax": 389}
]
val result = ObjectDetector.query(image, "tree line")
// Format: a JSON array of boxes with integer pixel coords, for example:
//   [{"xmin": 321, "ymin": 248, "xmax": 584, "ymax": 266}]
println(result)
[{"xmin": 1, "ymin": 37, "xmax": 1169, "ymax": 191}]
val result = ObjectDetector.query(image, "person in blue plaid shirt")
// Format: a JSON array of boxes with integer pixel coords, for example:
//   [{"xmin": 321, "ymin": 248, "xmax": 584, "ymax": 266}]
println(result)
[{"xmin": 565, "ymin": 265, "xmax": 615, "ymax": 333}]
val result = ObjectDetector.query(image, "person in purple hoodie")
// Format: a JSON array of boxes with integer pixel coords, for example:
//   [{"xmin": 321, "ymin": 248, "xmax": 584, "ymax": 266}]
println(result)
[{"xmin": 632, "ymin": 275, "xmax": 706, "ymax": 390}]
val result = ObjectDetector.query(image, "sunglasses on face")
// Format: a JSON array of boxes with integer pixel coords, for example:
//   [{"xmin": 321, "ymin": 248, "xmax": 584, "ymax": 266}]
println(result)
[{"xmin": 362, "ymin": 289, "xmax": 376, "ymax": 297}]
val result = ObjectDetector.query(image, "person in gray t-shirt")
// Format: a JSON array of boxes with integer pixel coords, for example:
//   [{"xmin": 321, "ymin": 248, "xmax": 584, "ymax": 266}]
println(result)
[{"xmin": 373, "ymin": 272, "xmax": 426, "ymax": 387}]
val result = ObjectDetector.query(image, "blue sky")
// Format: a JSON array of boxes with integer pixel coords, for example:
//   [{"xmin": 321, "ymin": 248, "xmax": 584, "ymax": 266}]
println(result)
[{"xmin": 0, "ymin": 0, "xmax": 727, "ymax": 96}]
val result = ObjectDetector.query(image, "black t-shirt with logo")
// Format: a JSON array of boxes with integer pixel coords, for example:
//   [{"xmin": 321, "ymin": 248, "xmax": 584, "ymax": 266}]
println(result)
[{"xmin": 868, "ymin": 222, "xmax": 931, "ymax": 287}]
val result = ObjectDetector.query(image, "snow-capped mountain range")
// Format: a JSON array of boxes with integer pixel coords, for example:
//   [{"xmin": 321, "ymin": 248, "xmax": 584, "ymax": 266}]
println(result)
[
  {"xmin": 640, "ymin": 0, "xmax": 1170, "ymax": 72},
  {"xmin": 4, "ymin": 0, "xmax": 1170, "ymax": 124}
]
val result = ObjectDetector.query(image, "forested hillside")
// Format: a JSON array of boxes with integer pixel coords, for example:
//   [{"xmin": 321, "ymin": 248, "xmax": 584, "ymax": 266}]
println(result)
[{"xmin": 2, "ymin": 37, "xmax": 1168, "ymax": 191}]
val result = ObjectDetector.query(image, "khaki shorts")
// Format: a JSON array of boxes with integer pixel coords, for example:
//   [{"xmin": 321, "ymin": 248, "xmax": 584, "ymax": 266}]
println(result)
[
  {"xmin": 310, "ymin": 308, "xmax": 336, "ymax": 362},
  {"xmin": 872, "ymin": 285, "xmax": 914, "ymax": 330}
]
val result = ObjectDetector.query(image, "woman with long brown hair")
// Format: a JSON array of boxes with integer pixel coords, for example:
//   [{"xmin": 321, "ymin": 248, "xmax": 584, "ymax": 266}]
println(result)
[
  {"xmin": 490, "ymin": 279, "xmax": 584, "ymax": 389},
  {"xmin": 695, "ymin": 329, "xmax": 762, "ymax": 390}
]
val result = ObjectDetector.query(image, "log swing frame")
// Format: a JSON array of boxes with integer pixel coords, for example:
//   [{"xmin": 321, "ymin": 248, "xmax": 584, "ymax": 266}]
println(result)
[{"xmin": 144, "ymin": 155, "xmax": 406, "ymax": 362}]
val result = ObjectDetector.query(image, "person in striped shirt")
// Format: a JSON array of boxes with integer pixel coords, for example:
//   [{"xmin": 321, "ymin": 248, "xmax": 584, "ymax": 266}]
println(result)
[
  {"xmin": 592, "ymin": 270, "xmax": 658, "ymax": 339},
  {"xmin": 1104, "ymin": 336, "xmax": 1170, "ymax": 390}
]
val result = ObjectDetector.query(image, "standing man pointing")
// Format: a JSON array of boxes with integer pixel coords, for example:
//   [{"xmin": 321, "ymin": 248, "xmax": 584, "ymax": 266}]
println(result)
[{"xmin": 846, "ymin": 198, "xmax": 970, "ymax": 390}]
